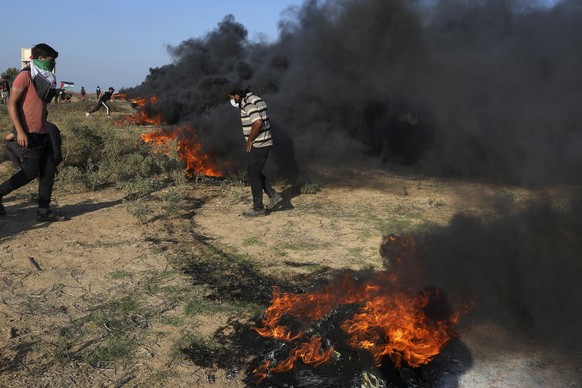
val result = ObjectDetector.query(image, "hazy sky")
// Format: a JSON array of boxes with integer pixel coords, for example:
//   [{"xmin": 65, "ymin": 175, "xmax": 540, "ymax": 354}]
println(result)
[{"xmin": 0, "ymin": 0, "xmax": 304, "ymax": 92}]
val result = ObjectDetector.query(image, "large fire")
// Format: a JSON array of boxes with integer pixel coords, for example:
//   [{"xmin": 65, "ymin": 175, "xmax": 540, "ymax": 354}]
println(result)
[
  {"xmin": 112, "ymin": 93, "xmax": 126, "ymax": 101},
  {"xmin": 252, "ymin": 238, "xmax": 461, "ymax": 383},
  {"xmin": 115, "ymin": 96, "xmax": 162, "ymax": 126},
  {"xmin": 141, "ymin": 126, "xmax": 222, "ymax": 177},
  {"xmin": 115, "ymin": 95, "xmax": 221, "ymax": 177}
]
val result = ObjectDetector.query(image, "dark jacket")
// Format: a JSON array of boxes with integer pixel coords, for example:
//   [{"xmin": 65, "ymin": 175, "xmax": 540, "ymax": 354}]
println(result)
[{"xmin": 100, "ymin": 91, "xmax": 113, "ymax": 103}]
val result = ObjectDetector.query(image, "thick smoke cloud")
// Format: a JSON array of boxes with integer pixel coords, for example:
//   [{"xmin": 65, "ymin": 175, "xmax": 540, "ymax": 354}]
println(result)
[
  {"xmin": 418, "ymin": 194, "xmax": 582, "ymax": 352},
  {"xmin": 125, "ymin": 0, "xmax": 582, "ymax": 353},
  {"xmin": 127, "ymin": 0, "xmax": 582, "ymax": 185},
  {"xmin": 417, "ymin": 0, "xmax": 582, "ymax": 184}
]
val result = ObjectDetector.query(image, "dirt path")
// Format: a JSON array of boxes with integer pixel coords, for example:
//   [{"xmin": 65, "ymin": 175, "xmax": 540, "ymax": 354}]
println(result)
[{"xmin": 1, "ymin": 166, "xmax": 581, "ymax": 387}]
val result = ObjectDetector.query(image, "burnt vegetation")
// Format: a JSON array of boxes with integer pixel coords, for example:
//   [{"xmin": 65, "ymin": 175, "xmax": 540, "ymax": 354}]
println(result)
[{"xmin": 176, "ymin": 235, "xmax": 475, "ymax": 387}]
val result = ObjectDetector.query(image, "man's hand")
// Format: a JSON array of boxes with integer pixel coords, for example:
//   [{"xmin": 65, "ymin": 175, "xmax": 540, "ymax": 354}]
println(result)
[
  {"xmin": 17, "ymin": 132, "xmax": 29, "ymax": 148},
  {"xmin": 7, "ymin": 86, "xmax": 28, "ymax": 148},
  {"xmin": 246, "ymin": 119, "xmax": 263, "ymax": 153}
]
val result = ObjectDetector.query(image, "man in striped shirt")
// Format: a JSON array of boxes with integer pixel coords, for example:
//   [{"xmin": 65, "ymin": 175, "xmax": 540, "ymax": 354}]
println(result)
[{"xmin": 229, "ymin": 85, "xmax": 282, "ymax": 217}]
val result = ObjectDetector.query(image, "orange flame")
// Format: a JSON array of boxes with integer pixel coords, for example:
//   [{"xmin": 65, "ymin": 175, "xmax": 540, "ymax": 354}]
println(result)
[
  {"xmin": 140, "ymin": 126, "xmax": 222, "ymax": 177},
  {"xmin": 112, "ymin": 93, "xmax": 127, "ymax": 101},
  {"xmin": 341, "ymin": 289, "xmax": 453, "ymax": 368},
  {"xmin": 252, "ymin": 269, "xmax": 460, "ymax": 382},
  {"xmin": 115, "ymin": 96, "xmax": 162, "ymax": 125},
  {"xmin": 130, "ymin": 96, "xmax": 159, "ymax": 106},
  {"xmin": 253, "ymin": 336, "xmax": 335, "ymax": 382}
]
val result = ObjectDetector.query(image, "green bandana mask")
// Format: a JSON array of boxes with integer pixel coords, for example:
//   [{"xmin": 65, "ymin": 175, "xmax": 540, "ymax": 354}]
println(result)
[{"xmin": 32, "ymin": 59, "xmax": 55, "ymax": 72}]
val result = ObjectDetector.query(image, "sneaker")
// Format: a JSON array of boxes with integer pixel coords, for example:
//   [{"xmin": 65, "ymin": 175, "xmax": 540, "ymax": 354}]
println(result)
[
  {"xmin": 242, "ymin": 207, "xmax": 266, "ymax": 217},
  {"xmin": 85, "ymin": 112, "xmax": 90, "ymax": 117},
  {"xmin": 267, "ymin": 193, "xmax": 283, "ymax": 210},
  {"xmin": 36, "ymin": 209, "xmax": 69, "ymax": 222}
]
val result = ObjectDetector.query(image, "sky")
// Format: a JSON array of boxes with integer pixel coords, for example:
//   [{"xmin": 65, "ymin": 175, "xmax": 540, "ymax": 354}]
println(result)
[{"xmin": 0, "ymin": 0, "xmax": 305, "ymax": 93}]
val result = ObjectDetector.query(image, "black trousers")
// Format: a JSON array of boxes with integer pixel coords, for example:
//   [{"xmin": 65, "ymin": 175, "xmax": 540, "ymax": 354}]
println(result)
[
  {"xmin": 88, "ymin": 100, "xmax": 110, "ymax": 115},
  {"xmin": 246, "ymin": 145, "xmax": 275, "ymax": 210},
  {"xmin": 0, "ymin": 134, "xmax": 56, "ymax": 209},
  {"xmin": 5, "ymin": 141, "xmax": 21, "ymax": 169}
]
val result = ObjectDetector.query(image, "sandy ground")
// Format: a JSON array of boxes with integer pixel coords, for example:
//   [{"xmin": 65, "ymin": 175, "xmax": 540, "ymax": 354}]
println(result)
[{"xmin": 1, "ymin": 165, "xmax": 581, "ymax": 387}]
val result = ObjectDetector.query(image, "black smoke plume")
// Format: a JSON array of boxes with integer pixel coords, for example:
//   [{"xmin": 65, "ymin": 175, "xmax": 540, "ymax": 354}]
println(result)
[
  {"xmin": 125, "ymin": 0, "xmax": 582, "ymax": 361},
  {"xmin": 126, "ymin": 0, "xmax": 582, "ymax": 185},
  {"xmin": 420, "ymin": 192, "xmax": 582, "ymax": 352}
]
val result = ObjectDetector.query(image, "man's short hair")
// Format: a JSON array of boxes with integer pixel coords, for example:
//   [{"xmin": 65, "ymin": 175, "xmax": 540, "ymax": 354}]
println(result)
[
  {"xmin": 31, "ymin": 43, "xmax": 59, "ymax": 59},
  {"xmin": 228, "ymin": 82, "xmax": 250, "ymax": 99},
  {"xmin": 228, "ymin": 82, "xmax": 243, "ymax": 96}
]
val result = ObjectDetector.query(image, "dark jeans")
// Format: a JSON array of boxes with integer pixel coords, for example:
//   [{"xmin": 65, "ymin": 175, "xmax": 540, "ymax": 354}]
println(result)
[
  {"xmin": 5, "ymin": 141, "xmax": 21, "ymax": 169},
  {"xmin": 246, "ymin": 145, "xmax": 275, "ymax": 210},
  {"xmin": 0, "ymin": 134, "xmax": 55, "ymax": 209}
]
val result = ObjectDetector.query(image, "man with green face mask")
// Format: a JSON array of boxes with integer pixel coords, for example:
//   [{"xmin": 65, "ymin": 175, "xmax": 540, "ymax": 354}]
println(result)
[{"xmin": 0, "ymin": 43, "xmax": 67, "ymax": 222}]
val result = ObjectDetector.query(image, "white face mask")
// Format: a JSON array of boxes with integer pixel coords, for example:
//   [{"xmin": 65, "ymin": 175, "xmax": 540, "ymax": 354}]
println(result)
[{"xmin": 230, "ymin": 99, "xmax": 239, "ymax": 108}]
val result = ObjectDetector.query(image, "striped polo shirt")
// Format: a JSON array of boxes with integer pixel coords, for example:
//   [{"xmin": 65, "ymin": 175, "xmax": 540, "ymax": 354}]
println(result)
[{"xmin": 240, "ymin": 92, "xmax": 272, "ymax": 148}]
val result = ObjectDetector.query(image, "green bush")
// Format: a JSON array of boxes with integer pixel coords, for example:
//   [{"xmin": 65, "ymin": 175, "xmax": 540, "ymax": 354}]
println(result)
[
  {"xmin": 56, "ymin": 166, "xmax": 87, "ymax": 189},
  {"xmin": 61, "ymin": 121, "xmax": 105, "ymax": 168},
  {"xmin": 2, "ymin": 102, "xmax": 189, "ymax": 194},
  {"xmin": 101, "ymin": 152, "xmax": 159, "ymax": 181}
]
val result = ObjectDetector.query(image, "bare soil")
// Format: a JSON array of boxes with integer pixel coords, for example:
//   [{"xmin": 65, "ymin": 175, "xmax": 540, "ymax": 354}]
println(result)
[{"xmin": 1, "ymin": 163, "xmax": 581, "ymax": 387}]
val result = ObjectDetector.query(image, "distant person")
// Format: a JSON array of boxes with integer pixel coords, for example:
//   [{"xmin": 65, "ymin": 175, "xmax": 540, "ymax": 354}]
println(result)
[
  {"xmin": 53, "ymin": 89, "xmax": 62, "ymax": 104},
  {"xmin": 1, "ymin": 76, "xmax": 11, "ymax": 104},
  {"xmin": 95, "ymin": 85, "xmax": 101, "ymax": 99},
  {"xmin": 0, "ymin": 77, "xmax": 7, "ymax": 105},
  {"xmin": 228, "ymin": 84, "xmax": 282, "ymax": 217},
  {"xmin": 0, "ymin": 43, "xmax": 67, "ymax": 221},
  {"xmin": 80, "ymin": 86, "xmax": 86, "ymax": 101},
  {"xmin": 86, "ymin": 87, "xmax": 115, "ymax": 117}
]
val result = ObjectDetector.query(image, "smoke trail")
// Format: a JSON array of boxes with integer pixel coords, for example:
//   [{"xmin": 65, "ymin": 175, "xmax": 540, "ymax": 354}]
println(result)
[
  {"xmin": 124, "ymin": 0, "xmax": 582, "ymax": 356},
  {"xmin": 126, "ymin": 0, "xmax": 582, "ymax": 184},
  {"xmin": 419, "ymin": 192, "xmax": 582, "ymax": 352}
]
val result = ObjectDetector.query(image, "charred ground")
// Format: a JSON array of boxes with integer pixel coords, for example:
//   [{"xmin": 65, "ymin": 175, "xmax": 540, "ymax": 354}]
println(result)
[{"xmin": 2, "ymin": 161, "xmax": 580, "ymax": 387}]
